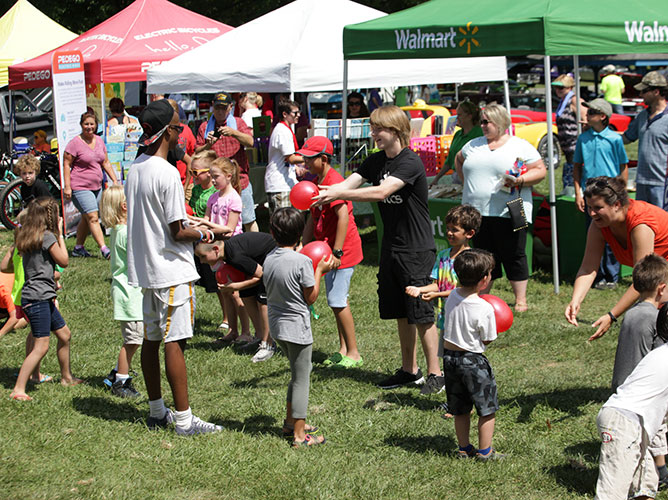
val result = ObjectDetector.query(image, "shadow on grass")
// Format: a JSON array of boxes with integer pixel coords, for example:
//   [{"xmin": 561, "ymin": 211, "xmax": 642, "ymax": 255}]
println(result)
[
  {"xmin": 192, "ymin": 317, "xmax": 221, "ymax": 339},
  {"xmin": 362, "ymin": 390, "xmax": 440, "ymax": 412},
  {"xmin": 229, "ymin": 368, "xmax": 290, "ymax": 389},
  {"xmin": 500, "ymin": 386, "xmax": 610, "ymax": 423},
  {"xmin": 214, "ymin": 413, "xmax": 279, "ymax": 436},
  {"xmin": 384, "ymin": 433, "xmax": 457, "ymax": 456},
  {"xmin": 547, "ymin": 442, "xmax": 600, "ymax": 497},
  {"xmin": 0, "ymin": 366, "xmax": 18, "ymax": 389},
  {"xmin": 72, "ymin": 396, "xmax": 144, "ymax": 422}
]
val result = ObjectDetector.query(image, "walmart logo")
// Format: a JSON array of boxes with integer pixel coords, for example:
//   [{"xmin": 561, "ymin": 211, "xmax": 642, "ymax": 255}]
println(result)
[{"xmin": 458, "ymin": 22, "xmax": 479, "ymax": 54}]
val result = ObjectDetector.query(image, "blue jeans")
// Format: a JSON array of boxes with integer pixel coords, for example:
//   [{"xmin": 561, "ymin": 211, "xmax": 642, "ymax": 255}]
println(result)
[
  {"xmin": 584, "ymin": 211, "xmax": 620, "ymax": 283},
  {"xmin": 635, "ymin": 183, "xmax": 664, "ymax": 208}
]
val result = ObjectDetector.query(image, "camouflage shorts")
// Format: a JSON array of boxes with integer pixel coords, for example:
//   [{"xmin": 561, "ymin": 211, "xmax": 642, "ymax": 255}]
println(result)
[{"xmin": 443, "ymin": 350, "xmax": 499, "ymax": 417}]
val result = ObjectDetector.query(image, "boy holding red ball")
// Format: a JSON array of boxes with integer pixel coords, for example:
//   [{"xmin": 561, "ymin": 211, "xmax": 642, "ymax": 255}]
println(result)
[{"xmin": 298, "ymin": 136, "xmax": 364, "ymax": 369}]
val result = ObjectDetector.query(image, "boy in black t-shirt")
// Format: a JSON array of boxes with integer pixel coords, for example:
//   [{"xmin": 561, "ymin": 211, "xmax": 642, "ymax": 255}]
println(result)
[
  {"xmin": 195, "ymin": 232, "xmax": 277, "ymax": 363},
  {"xmin": 313, "ymin": 105, "xmax": 443, "ymax": 394},
  {"xmin": 16, "ymin": 155, "xmax": 52, "ymax": 207}
]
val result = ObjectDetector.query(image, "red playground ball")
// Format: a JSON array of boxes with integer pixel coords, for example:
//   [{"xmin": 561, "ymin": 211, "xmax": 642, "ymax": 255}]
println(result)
[
  {"xmin": 185, "ymin": 204, "xmax": 194, "ymax": 216},
  {"xmin": 290, "ymin": 181, "xmax": 319, "ymax": 210},
  {"xmin": 300, "ymin": 241, "xmax": 332, "ymax": 272},
  {"xmin": 215, "ymin": 264, "xmax": 245, "ymax": 284},
  {"xmin": 480, "ymin": 294, "xmax": 513, "ymax": 333}
]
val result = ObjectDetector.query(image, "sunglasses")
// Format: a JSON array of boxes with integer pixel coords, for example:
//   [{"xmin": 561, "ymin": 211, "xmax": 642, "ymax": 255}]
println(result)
[
  {"xmin": 480, "ymin": 119, "xmax": 491, "ymax": 125},
  {"xmin": 169, "ymin": 124, "xmax": 184, "ymax": 133},
  {"xmin": 349, "ymin": 101, "xmax": 362, "ymax": 106},
  {"xmin": 289, "ymin": 110, "xmax": 301, "ymax": 115},
  {"xmin": 640, "ymin": 87, "xmax": 657, "ymax": 94},
  {"xmin": 192, "ymin": 169, "xmax": 210, "ymax": 175},
  {"xmin": 586, "ymin": 109, "xmax": 602, "ymax": 115}
]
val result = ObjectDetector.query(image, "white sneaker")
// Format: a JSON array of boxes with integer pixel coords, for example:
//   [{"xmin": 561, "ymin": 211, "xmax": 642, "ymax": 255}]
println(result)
[
  {"xmin": 175, "ymin": 415, "xmax": 223, "ymax": 436},
  {"xmin": 251, "ymin": 341, "xmax": 276, "ymax": 363}
]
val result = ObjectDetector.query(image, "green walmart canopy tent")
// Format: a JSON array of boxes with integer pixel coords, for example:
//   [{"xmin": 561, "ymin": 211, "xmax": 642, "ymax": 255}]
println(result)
[{"xmin": 343, "ymin": 0, "xmax": 668, "ymax": 292}]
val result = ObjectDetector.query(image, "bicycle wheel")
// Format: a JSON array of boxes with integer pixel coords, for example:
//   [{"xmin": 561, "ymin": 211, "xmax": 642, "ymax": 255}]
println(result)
[{"xmin": 0, "ymin": 178, "xmax": 25, "ymax": 230}]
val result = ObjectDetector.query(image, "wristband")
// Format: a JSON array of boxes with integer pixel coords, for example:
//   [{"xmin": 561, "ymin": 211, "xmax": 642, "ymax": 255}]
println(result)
[
  {"xmin": 206, "ymin": 229, "xmax": 214, "ymax": 242},
  {"xmin": 607, "ymin": 311, "xmax": 617, "ymax": 323},
  {"xmin": 196, "ymin": 230, "xmax": 204, "ymax": 243}
]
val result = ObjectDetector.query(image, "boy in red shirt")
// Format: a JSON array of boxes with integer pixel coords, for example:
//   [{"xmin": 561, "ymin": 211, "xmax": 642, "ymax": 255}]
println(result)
[{"xmin": 299, "ymin": 136, "xmax": 364, "ymax": 368}]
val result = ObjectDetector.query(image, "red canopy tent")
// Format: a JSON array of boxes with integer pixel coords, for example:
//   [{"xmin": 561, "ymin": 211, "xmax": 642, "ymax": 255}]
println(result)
[{"xmin": 8, "ymin": 0, "xmax": 233, "ymax": 89}]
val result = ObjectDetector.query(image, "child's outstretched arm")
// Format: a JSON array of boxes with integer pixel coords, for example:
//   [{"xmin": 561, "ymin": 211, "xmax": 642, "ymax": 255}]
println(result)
[
  {"xmin": 217, "ymin": 264, "xmax": 262, "ymax": 294},
  {"xmin": 405, "ymin": 282, "xmax": 439, "ymax": 299},
  {"xmin": 49, "ymin": 231, "xmax": 69, "ymax": 268},
  {"xmin": 303, "ymin": 255, "xmax": 335, "ymax": 305}
]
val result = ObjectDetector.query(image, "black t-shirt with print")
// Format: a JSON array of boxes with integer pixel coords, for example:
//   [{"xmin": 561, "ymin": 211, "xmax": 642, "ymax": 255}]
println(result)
[
  {"xmin": 223, "ymin": 232, "xmax": 277, "ymax": 276},
  {"xmin": 357, "ymin": 148, "xmax": 434, "ymax": 252}
]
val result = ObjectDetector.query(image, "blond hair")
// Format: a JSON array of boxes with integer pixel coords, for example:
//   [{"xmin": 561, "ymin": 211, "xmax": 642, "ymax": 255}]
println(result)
[
  {"xmin": 483, "ymin": 103, "xmax": 511, "ymax": 133},
  {"xmin": 211, "ymin": 157, "xmax": 241, "ymax": 194},
  {"xmin": 191, "ymin": 150, "xmax": 217, "ymax": 170},
  {"xmin": 15, "ymin": 154, "xmax": 40, "ymax": 175},
  {"xmin": 100, "ymin": 185, "xmax": 126, "ymax": 228},
  {"xmin": 370, "ymin": 105, "xmax": 411, "ymax": 148},
  {"xmin": 241, "ymin": 92, "xmax": 263, "ymax": 108}
]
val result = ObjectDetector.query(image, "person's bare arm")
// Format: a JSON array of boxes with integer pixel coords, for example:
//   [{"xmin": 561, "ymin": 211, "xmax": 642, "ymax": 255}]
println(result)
[
  {"xmin": 314, "ymin": 175, "xmax": 404, "ymax": 205},
  {"xmin": 62, "ymin": 152, "xmax": 73, "ymax": 200},
  {"xmin": 573, "ymin": 164, "xmax": 584, "ymax": 212},
  {"xmin": 101, "ymin": 154, "xmax": 119, "ymax": 184},
  {"xmin": 48, "ymin": 233, "xmax": 69, "ymax": 269},
  {"xmin": 619, "ymin": 164, "xmax": 628, "ymax": 183},
  {"xmin": 168, "ymin": 220, "xmax": 212, "ymax": 243},
  {"xmin": 1, "ymin": 247, "xmax": 14, "ymax": 273},
  {"xmin": 302, "ymin": 215, "xmax": 315, "ymax": 245},
  {"xmin": 303, "ymin": 256, "xmax": 335, "ymax": 305},
  {"xmin": 455, "ymin": 151, "xmax": 465, "ymax": 182}
]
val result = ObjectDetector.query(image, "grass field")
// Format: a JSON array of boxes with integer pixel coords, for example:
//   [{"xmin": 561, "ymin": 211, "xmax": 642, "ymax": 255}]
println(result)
[{"xmin": 0, "ymin": 155, "xmax": 652, "ymax": 500}]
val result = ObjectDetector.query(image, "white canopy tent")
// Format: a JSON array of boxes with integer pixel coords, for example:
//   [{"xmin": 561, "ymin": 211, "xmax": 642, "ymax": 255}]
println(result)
[{"xmin": 146, "ymin": 0, "xmax": 507, "ymax": 94}]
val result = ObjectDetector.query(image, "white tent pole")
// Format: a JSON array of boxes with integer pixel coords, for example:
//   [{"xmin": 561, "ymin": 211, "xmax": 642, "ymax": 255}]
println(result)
[
  {"xmin": 341, "ymin": 59, "xmax": 348, "ymax": 169},
  {"xmin": 545, "ymin": 55, "xmax": 559, "ymax": 294},
  {"xmin": 455, "ymin": 83, "xmax": 459, "ymax": 102},
  {"xmin": 574, "ymin": 55, "xmax": 582, "ymax": 134},
  {"xmin": 8, "ymin": 90, "xmax": 14, "ymax": 151},
  {"xmin": 503, "ymin": 80, "xmax": 512, "ymax": 135},
  {"xmin": 100, "ymin": 82, "xmax": 107, "ymax": 137}
]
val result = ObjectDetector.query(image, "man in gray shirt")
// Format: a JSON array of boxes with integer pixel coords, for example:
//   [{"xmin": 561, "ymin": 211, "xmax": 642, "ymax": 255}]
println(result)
[{"xmin": 623, "ymin": 71, "xmax": 668, "ymax": 207}]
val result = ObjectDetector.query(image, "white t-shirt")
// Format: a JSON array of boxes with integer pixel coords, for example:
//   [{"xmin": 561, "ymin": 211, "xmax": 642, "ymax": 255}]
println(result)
[
  {"xmin": 241, "ymin": 108, "xmax": 262, "ymax": 128},
  {"xmin": 264, "ymin": 122, "xmax": 298, "ymax": 193},
  {"xmin": 443, "ymin": 288, "xmax": 497, "ymax": 353},
  {"xmin": 125, "ymin": 154, "xmax": 199, "ymax": 289},
  {"xmin": 604, "ymin": 343, "xmax": 668, "ymax": 439},
  {"xmin": 461, "ymin": 135, "xmax": 541, "ymax": 219}
]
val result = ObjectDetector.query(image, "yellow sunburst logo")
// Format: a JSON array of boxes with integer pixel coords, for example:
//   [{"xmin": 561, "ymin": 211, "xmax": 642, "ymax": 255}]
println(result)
[{"xmin": 458, "ymin": 22, "xmax": 480, "ymax": 54}]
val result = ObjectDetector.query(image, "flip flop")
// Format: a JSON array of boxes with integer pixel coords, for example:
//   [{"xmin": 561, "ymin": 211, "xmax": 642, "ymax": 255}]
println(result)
[
  {"xmin": 282, "ymin": 422, "xmax": 320, "ymax": 438},
  {"xmin": 36, "ymin": 374, "xmax": 53, "ymax": 384},
  {"xmin": 322, "ymin": 352, "xmax": 343, "ymax": 366},
  {"xmin": 292, "ymin": 433, "xmax": 326, "ymax": 448},
  {"xmin": 331, "ymin": 355, "xmax": 364, "ymax": 369},
  {"xmin": 11, "ymin": 393, "xmax": 32, "ymax": 401}
]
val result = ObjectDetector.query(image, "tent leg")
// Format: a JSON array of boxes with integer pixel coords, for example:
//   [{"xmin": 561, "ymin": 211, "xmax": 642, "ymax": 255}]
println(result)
[
  {"xmin": 8, "ymin": 90, "xmax": 13, "ymax": 151},
  {"xmin": 455, "ymin": 83, "xmax": 459, "ymax": 102},
  {"xmin": 545, "ymin": 55, "xmax": 559, "ymax": 294},
  {"xmin": 503, "ymin": 80, "xmax": 512, "ymax": 135},
  {"xmin": 341, "ymin": 59, "xmax": 348, "ymax": 171},
  {"xmin": 573, "ymin": 55, "xmax": 582, "ymax": 134},
  {"xmin": 100, "ymin": 82, "xmax": 107, "ymax": 137}
]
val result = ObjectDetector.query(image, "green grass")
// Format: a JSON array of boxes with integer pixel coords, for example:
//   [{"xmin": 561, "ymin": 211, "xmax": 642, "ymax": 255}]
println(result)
[{"xmin": 0, "ymin": 198, "xmax": 652, "ymax": 500}]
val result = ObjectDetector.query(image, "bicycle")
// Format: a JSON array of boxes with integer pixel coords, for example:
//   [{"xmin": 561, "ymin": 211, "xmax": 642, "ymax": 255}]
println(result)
[{"xmin": 0, "ymin": 149, "xmax": 61, "ymax": 230}]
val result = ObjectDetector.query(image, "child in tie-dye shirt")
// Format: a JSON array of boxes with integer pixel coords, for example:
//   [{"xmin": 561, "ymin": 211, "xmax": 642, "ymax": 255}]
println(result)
[{"xmin": 406, "ymin": 205, "xmax": 481, "ymax": 330}]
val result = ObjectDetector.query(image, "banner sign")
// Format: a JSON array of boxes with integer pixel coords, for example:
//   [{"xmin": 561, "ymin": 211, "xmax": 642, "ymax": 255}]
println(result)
[{"xmin": 52, "ymin": 50, "xmax": 86, "ymax": 234}]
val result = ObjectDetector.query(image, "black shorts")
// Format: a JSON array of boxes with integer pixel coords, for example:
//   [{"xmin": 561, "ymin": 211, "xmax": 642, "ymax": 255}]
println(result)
[
  {"xmin": 194, "ymin": 258, "xmax": 218, "ymax": 293},
  {"xmin": 443, "ymin": 350, "xmax": 498, "ymax": 417},
  {"xmin": 377, "ymin": 249, "xmax": 435, "ymax": 324},
  {"xmin": 473, "ymin": 216, "xmax": 528, "ymax": 281},
  {"xmin": 239, "ymin": 280, "xmax": 267, "ymax": 305}
]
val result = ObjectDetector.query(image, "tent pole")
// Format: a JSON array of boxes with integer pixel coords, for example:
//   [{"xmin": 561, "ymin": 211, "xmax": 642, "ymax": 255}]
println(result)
[
  {"xmin": 100, "ymin": 82, "xmax": 107, "ymax": 137},
  {"xmin": 8, "ymin": 90, "xmax": 13, "ymax": 151},
  {"xmin": 341, "ymin": 59, "xmax": 348, "ymax": 170},
  {"xmin": 503, "ymin": 80, "xmax": 512, "ymax": 135},
  {"xmin": 574, "ymin": 55, "xmax": 582, "ymax": 134},
  {"xmin": 545, "ymin": 55, "xmax": 559, "ymax": 294},
  {"xmin": 455, "ymin": 83, "xmax": 459, "ymax": 102}
]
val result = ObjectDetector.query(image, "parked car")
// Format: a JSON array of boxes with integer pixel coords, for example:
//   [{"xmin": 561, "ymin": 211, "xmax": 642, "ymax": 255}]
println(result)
[
  {"xmin": 0, "ymin": 89, "xmax": 53, "ymax": 152},
  {"xmin": 511, "ymin": 108, "xmax": 631, "ymax": 133}
]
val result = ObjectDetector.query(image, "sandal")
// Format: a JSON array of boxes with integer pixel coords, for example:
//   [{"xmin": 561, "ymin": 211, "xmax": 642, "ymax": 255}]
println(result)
[
  {"xmin": 292, "ymin": 433, "xmax": 326, "ymax": 448},
  {"xmin": 282, "ymin": 421, "xmax": 319, "ymax": 437},
  {"xmin": 11, "ymin": 393, "xmax": 32, "ymax": 401},
  {"xmin": 216, "ymin": 331, "xmax": 239, "ymax": 343},
  {"xmin": 30, "ymin": 374, "xmax": 53, "ymax": 384},
  {"xmin": 322, "ymin": 352, "xmax": 343, "ymax": 366}
]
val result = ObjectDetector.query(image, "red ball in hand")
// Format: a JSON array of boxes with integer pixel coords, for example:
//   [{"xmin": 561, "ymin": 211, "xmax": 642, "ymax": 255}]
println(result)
[
  {"xmin": 215, "ymin": 263, "xmax": 246, "ymax": 284},
  {"xmin": 300, "ymin": 241, "xmax": 332, "ymax": 273},
  {"xmin": 290, "ymin": 181, "xmax": 320, "ymax": 210},
  {"xmin": 185, "ymin": 204, "xmax": 194, "ymax": 216},
  {"xmin": 480, "ymin": 294, "xmax": 514, "ymax": 333}
]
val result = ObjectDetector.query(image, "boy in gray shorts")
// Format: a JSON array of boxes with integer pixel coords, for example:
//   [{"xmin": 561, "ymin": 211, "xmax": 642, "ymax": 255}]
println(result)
[
  {"xmin": 442, "ymin": 248, "xmax": 503, "ymax": 460},
  {"xmin": 263, "ymin": 207, "xmax": 333, "ymax": 447}
]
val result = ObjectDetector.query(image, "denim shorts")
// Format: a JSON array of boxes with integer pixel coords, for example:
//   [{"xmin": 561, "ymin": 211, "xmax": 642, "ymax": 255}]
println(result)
[
  {"xmin": 240, "ymin": 184, "xmax": 257, "ymax": 224},
  {"xmin": 324, "ymin": 266, "xmax": 354, "ymax": 308},
  {"xmin": 23, "ymin": 300, "xmax": 66, "ymax": 338},
  {"xmin": 72, "ymin": 189, "xmax": 102, "ymax": 214}
]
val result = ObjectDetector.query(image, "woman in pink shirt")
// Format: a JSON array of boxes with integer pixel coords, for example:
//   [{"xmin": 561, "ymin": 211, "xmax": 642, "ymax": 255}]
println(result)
[{"xmin": 63, "ymin": 112, "xmax": 119, "ymax": 259}]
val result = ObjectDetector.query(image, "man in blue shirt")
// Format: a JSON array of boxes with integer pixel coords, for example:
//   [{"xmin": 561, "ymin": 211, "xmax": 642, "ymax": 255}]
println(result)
[
  {"xmin": 623, "ymin": 71, "xmax": 668, "ymax": 207},
  {"xmin": 574, "ymin": 98, "xmax": 628, "ymax": 289}
]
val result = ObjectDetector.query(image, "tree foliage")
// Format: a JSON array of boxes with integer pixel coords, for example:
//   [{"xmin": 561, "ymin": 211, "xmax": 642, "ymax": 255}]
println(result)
[{"xmin": 0, "ymin": 0, "xmax": 424, "ymax": 34}]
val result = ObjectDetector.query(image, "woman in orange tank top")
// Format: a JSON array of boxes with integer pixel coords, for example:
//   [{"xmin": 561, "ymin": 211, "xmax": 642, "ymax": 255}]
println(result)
[{"xmin": 565, "ymin": 176, "xmax": 668, "ymax": 341}]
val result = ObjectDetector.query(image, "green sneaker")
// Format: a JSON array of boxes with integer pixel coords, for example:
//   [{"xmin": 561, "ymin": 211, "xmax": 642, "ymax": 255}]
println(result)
[
  {"xmin": 332, "ymin": 355, "xmax": 364, "ymax": 369},
  {"xmin": 322, "ymin": 353, "xmax": 343, "ymax": 366}
]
